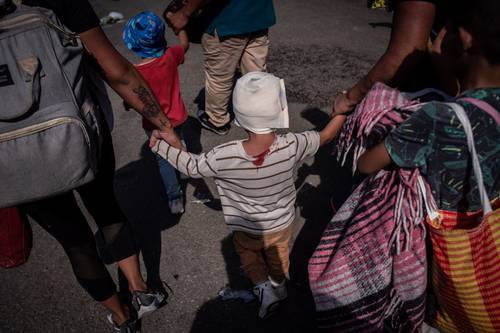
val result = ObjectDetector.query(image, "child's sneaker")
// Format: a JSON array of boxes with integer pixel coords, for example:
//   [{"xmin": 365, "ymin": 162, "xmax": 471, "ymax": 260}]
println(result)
[
  {"xmin": 269, "ymin": 277, "xmax": 287, "ymax": 301},
  {"xmin": 131, "ymin": 290, "xmax": 165, "ymax": 319},
  {"xmin": 253, "ymin": 280, "xmax": 281, "ymax": 319},
  {"xmin": 168, "ymin": 197, "xmax": 185, "ymax": 214}
]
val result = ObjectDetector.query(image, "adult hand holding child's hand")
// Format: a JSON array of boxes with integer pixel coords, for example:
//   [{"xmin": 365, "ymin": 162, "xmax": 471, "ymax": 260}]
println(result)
[
  {"xmin": 165, "ymin": 10, "xmax": 189, "ymax": 34},
  {"xmin": 332, "ymin": 91, "xmax": 356, "ymax": 117},
  {"xmin": 149, "ymin": 129, "xmax": 185, "ymax": 151}
]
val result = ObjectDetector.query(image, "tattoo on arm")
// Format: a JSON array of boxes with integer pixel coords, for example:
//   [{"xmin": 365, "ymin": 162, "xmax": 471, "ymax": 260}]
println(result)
[
  {"xmin": 133, "ymin": 85, "xmax": 161, "ymax": 118},
  {"xmin": 160, "ymin": 118, "xmax": 170, "ymax": 127}
]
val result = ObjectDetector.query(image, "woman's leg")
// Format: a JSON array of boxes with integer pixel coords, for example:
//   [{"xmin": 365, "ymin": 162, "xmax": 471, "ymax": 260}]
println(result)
[
  {"xmin": 101, "ymin": 294, "xmax": 130, "ymax": 325},
  {"xmin": 76, "ymin": 123, "xmax": 164, "ymax": 319},
  {"xmin": 77, "ymin": 122, "xmax": 148, "ymax": 292},
  {"xmin": 117, "ymin": 255, "xmax": 147, "ymax": 291},
  {"xmin": 20, "ymin": 193, "xmax": 131, "ymax": 325}
]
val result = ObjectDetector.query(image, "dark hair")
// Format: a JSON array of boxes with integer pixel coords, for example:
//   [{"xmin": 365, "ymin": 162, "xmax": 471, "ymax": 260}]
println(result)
[
  {"xmin": 0, "ymin": 0, "xmax": 16, "ymax": 17},
  {"xmin": 449, "ymin": 0, "xmax": 500, "ymax": 64}
]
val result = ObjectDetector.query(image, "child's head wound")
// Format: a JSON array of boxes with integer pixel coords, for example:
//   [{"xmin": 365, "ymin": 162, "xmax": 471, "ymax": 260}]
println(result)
[
  {"xmin": 232, "ymin": 72, "xmax": 290, "ymax": 135},
  {"xmin": 123, "ymin": 11, "xmax": 167, "ymax": 58}
]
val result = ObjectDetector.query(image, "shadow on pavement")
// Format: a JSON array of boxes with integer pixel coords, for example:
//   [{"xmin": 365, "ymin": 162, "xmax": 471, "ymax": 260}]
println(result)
[
  {"xmin": 183, "ymin": 115, "xmax": 222, "ymax": 211},
  {"xmin": 190, "ymin": 236, "xmax": 256, "ymax": 333},
  {"xmin": 113, "ymin": 117, "xmax": 220, "ymax": 292},
  {"xmin": 114, "ymin": 140, "xmax": 180, "ymax": 291},
  {"xmin": 291, "ymin": 107, "xmax": 358, "ymax": 287},
  {"xmin": 190, "ymin": 236, "xmax": 315, "ymax": 333},
  {"xmin": 289, "ymin": 107, "xmax": 360, "ymax": 332}
]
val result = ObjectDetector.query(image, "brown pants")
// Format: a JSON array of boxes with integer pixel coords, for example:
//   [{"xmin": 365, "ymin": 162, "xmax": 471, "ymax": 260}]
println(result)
[
  {"xmin": 232, "ymin": 226, "xmax": 292, "ymax": 285},
  {"xmin": 202, "ymin": 30, "xmax": 269, "ymax": 127}
]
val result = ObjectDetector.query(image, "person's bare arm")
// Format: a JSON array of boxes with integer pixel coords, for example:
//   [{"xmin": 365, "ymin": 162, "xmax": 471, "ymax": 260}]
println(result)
[
  {"xmin": 165, "ymin": 0, "xmax": 211, "ymax": 33},
  {"xmin": 357, "ymin": 142, "xmax": 392, "ymax": 174},
  {"xmin": 178, "ymin": 30, "xmax": 190, "ymax": 52},
  {"xmin": 334, "ymin": 1, "xmax": 436, "ymax": 114},
  {"xmin": 319, "ymin": 115, "xmax": 347, "ymax": 146},
  {"xmin": 79, "ymin": 26, "xmax": 182, "ymax": 148}
]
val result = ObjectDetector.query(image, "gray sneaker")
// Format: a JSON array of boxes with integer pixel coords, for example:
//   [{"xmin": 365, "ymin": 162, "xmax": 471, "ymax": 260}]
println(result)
[
  {"xmin": 106, "ymin": 314, "xmax": 139, "ymax": 333},
  {"xmin": 131, "ymin": 290, "xmax": 165, "ymax": 319},
  {"xmin": 168, "ymin": 197, "xmax": 185, "ymax": 215}
]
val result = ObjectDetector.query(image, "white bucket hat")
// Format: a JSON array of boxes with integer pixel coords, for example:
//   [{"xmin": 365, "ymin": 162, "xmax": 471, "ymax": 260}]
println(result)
[{"xmin": 232, "ymin": 71, "xmax": 289, "ymax": 134}]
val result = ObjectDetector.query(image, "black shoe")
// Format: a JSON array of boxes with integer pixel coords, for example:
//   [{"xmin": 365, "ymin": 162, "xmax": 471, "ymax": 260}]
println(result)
[{"xmin": 197, "ymin": 111, "xmax": 230, "ymax": 135}]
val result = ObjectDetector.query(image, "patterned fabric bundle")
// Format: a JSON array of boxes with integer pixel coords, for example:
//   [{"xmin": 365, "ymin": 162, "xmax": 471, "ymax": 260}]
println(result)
[
  {"xmin": 309, "ymin": 83, "xmax": 436, "ymax": 332},
  {"xmin": 336, "ymin": 83, "xmax": 419, "ymax": 173}
]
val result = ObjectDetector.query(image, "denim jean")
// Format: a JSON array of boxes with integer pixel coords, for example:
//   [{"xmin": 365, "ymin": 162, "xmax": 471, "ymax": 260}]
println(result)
[{"xmin": 145, "ymin": 129, "xmax": 183, "ymax": 200}]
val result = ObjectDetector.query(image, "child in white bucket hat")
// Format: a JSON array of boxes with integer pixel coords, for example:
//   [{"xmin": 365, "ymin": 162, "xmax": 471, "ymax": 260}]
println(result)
[
  {"xmin": 152, "ymin": 71, "xmax": 343, "ymax": 318},
  {"xmin": 232, "ymin": 71, "xmax": 289, "ymax": 134}
]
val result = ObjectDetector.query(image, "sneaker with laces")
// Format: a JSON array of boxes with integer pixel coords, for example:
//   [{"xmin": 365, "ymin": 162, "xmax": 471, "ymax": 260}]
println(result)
[
  {"xmin": 253, "ymin": 280, "xmax": 282, "ymax": 319},
  {"xmin": 168, "ymin": 197, "xmax": 185, "ymax": 215},
  {"xmin": 106, "ymin": 314, "xmax": 139, "ymax": 333},
  {"xmin": 197, "ymin": 110, "xmax": 230, "ymax": 136},
  {"xmin": 131, "ymin": 290, "xmax": 165, "ymax": 319}
]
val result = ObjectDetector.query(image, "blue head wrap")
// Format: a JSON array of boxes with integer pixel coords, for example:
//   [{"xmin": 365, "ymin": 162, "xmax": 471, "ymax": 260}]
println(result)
[{"xmin": 123, "ymin": 11, "xmax": 167, "ymax": 58}]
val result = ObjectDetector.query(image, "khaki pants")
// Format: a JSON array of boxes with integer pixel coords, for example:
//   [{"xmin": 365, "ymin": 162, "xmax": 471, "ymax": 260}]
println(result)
[
  {"xmin": 202, "ymin": 30, "xmax": 269, "ymax": 127},
  {"xmin": 232, "ymin": 225, "xmax": 291, "ymax": 285}
]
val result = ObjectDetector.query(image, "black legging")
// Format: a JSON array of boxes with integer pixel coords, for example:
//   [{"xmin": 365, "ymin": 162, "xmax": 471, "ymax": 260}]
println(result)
[{"xmin": 20, "ymin": 124, "xmax": 137, "ymax": 302}]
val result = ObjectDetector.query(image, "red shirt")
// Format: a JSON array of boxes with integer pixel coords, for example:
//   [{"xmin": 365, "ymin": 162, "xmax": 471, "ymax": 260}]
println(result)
[{"xmin": 135, "ymin": 45, "xmax": 188, "ymax": 129}]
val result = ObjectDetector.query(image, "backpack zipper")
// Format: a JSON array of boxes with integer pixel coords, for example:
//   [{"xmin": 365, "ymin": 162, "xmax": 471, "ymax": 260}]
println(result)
[
  {"xmin": 0, "ymin": 117, "xmax": 90, "ymax": 145},
  {"xmin": 0, "ymin": 12, "xmax": 76, "ymax": 39}
]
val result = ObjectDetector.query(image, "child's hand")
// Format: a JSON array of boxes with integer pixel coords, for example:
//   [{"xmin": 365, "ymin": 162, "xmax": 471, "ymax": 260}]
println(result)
[
  {"xmin": 166, "ymin": 11, "xmax": 189, "ymax": 34},
  {"xmin": 427, "ymin": 26, "xmax": 446, "ymax": 56},
  {"xmin": 178, "ymin": 30, "xmax": 190, "ymax": 52},
  {"xmin": 427, "ymin": 26, "xmax": 460, "ymax": 96},
  {"xmin": 149, "ymin": 129, "xmax": 185, "ymax": 151}
]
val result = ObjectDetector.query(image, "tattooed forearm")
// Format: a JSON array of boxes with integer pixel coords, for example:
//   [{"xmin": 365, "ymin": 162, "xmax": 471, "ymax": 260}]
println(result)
[
  {"xmin": 133, "ymin": 85, "xmax": 161, "ymax": 118},
  {"xmin": 160, "ymin": 118, "xmax": 170, "ymax": 128}
]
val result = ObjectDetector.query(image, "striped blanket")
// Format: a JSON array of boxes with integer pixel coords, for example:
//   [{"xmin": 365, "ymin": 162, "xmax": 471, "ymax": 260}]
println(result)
[{"xmin": 309, "ymin": 83, "xmax": 438, "ymax": 332}]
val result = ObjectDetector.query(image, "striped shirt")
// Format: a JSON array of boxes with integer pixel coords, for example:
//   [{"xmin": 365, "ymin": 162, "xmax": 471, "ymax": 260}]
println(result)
[{"xmin": 152, "ymin": 131, "xmax": 320, "ymax": 235}]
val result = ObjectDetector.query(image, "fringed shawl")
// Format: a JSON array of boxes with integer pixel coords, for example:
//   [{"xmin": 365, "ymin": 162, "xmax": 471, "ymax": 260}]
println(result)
[{"xmin": 309, "ymin": 83, "xmax": 442, "ymax": 332}]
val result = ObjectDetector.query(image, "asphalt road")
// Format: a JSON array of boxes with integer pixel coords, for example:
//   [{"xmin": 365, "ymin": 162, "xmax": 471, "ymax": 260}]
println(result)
[{"xmin": 0, "ymin": 1, "xmax": 391, "ymax": 332}]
